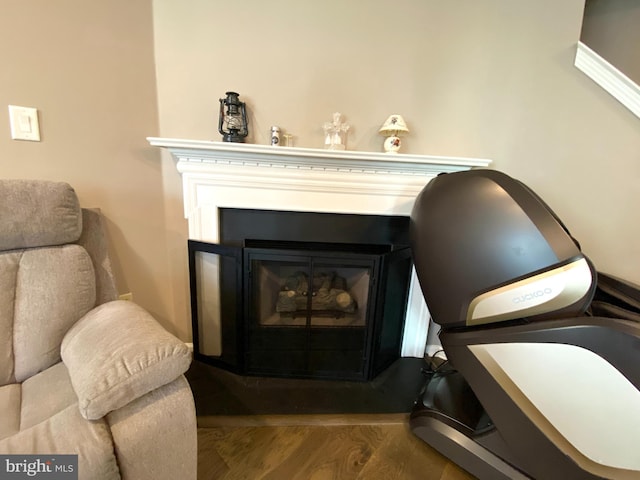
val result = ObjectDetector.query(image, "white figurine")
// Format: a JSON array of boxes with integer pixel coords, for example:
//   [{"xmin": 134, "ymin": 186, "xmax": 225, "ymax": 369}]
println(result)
[{"xmin": 323, "ymin": 112, "xmax": 350, "ymax": 150}]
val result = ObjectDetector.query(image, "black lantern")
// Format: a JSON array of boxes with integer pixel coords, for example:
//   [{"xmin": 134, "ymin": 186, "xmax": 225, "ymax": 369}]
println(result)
[{"xmin": 218, "ymin": 91, "xmax": 248, "ymax": 143}]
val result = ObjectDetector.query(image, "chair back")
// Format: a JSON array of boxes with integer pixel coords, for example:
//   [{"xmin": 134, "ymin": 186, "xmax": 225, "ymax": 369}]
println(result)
[{"xmin": 410, "ymin": 170, "xmax": 596, "ymax": 328}]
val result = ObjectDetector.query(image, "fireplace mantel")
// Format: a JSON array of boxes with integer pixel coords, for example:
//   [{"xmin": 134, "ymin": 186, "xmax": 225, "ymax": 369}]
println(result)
[
  {"xmin": 149, "ymin": 137, "xmax": 492, "ymax": 357},
  {"xmin": 148, "ymin": 137, "xmax": 490, "ymax": 174}
]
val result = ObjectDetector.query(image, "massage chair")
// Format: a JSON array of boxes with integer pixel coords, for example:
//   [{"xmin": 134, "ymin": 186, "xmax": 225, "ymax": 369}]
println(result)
[{"xmin": 409, "ymin": 169, "xmax": 640, "ymax": 479}]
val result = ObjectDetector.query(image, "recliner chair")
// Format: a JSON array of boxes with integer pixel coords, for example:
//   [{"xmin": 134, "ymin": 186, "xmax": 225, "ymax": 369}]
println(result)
[
  {"xmin": 0, "ymin": 179, "xmax": 197, "ymax": 479},
  {"xmin": 409, "ymin": 169, "xmax": 640, "ymax": 479}
]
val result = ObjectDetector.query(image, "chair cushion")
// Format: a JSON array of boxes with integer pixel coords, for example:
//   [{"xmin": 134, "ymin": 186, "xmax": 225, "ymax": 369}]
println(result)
[
  {"xmin": 20, "ymin": 362, "xmax": 78, "ymax": 431},
  {"xmin": 0, "ymin": 362, "xmax": 78, "ymax": 442},
  {"xmin": 9, "ymin": 245, "xmax": 96, "ymax": 383},
  {"xmin": 0, "ymin": 403, "xmax": 120, "ymax": 480},
  {"xmin": 0, "ymin": 253, "xmax": 19, "ymax": 386},
  {"xmin": 0, "ymin": 180, "xmax": 82, "ymax": 251},
  {"xmin": 0, "ymin": 384, "xmax": 20, "ymax": 440},
  {"xmin": 61, "ymin": 300, "xmax": 192, "ymax": 420}
]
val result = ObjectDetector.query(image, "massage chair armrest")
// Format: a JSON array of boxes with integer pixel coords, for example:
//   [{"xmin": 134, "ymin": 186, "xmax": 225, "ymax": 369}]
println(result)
[{"xmin": 60, "ymin": 300, "xmax": 192, "ymax": 420}]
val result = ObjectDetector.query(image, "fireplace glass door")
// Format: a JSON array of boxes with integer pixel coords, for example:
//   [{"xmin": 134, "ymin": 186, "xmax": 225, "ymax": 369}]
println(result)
[
  {"xmin": 188, "ymin": 241, "xmax": 243, "ymax": 372},
  {"xmin": 245, "ymin": 248, "xmax": 378, "ymax": 379},
  {"xmin": 188, "ymin": 239, "xmax": 412, "ymax": 381}
]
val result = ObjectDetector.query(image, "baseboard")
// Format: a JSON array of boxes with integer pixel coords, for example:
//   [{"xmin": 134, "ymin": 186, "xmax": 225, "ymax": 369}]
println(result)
[{"xmin": 197, "ymin": 413, "xmax": 409, "ymax": 428}]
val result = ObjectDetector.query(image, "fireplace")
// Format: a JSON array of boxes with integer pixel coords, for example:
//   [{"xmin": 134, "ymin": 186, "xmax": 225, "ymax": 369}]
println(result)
[
  {"xmin": 147, "ymin": 137, "xmax": 491, "ymax": 361},
  {"xmin": 189, "ymin": 208, "xmax": 413, "ymax": 380}
]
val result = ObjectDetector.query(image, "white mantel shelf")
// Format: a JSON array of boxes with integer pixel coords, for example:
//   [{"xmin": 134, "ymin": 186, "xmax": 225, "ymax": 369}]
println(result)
[
  {"xmin": 150, "ymin": 136, "xmax": 491, "ymax": 358},
  {"xmin": 147, "ymin": 137, "xmax": 491, "ymax": 176}
]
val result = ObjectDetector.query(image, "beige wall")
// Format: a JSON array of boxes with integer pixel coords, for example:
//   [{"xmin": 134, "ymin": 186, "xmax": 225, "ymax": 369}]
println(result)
[
  {"xmin": 3, "ymin": 1, "xmax": 639, "ymax": 346},
  {"xmin": 154, "ymin": 0, "xmax": 640, "ymax": 307},
  {"xmin": 0, "ymin": 1, "xmax": 189, "ymax": 339}
]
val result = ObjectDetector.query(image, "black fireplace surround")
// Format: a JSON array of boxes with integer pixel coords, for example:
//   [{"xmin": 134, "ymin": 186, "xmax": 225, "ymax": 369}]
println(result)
[{"xmin": 188, "ymin": 208, "xmax": 413, "ymax": 381}]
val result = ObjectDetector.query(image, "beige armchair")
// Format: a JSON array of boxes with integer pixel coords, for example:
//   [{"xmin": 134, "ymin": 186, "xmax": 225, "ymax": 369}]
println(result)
[{"xmin": 0, "ymin": 180, "xmax": 197, "ymax": 479}]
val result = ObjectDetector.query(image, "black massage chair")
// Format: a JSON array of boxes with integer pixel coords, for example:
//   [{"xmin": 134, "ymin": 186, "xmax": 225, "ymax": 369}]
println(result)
[{"xmin": 409, "ymin": 169, "xmax": 640, "ymax": 479}]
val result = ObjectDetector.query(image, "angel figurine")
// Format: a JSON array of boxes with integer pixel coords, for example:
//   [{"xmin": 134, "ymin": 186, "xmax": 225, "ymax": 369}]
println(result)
[{"xmin": 323, "ymin": 112, "xmax": 350, "ymax": 150}]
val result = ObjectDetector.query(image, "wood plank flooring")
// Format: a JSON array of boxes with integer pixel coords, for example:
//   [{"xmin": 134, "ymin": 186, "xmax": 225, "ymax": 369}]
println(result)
[{"xmin": 196, "ymin": 416, "xmax": 476, "ymax": 480}]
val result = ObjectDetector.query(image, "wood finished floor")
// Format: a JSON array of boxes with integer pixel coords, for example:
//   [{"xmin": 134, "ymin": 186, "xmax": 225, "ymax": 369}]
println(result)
[{"xmin": 196, "ymin": 416, "xmax": 476, "ymax": 480}]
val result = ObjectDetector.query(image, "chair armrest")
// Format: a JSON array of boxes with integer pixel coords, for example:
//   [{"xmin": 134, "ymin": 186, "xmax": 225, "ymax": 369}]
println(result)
[{"xmin": 61, "ymin": 300, "xmax": 192, "ymax": 420}]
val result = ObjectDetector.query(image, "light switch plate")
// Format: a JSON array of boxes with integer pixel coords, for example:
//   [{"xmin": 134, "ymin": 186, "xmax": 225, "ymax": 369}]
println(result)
[{"xmin": 8, "ymin": 105, "xmax": 41, "ymax": 141}]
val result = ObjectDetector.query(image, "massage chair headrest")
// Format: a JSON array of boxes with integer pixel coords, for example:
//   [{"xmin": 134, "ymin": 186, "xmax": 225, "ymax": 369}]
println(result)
[{"xmin": 410, "ymin": 169, "xmax": 596, "ymax": 328}]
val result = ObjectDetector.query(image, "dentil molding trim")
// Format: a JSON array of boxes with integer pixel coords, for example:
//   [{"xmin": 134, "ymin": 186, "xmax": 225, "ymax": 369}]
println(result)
[{"xmin": 147, "ymin": 137, "xmax": 491, "ymax": 176}]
